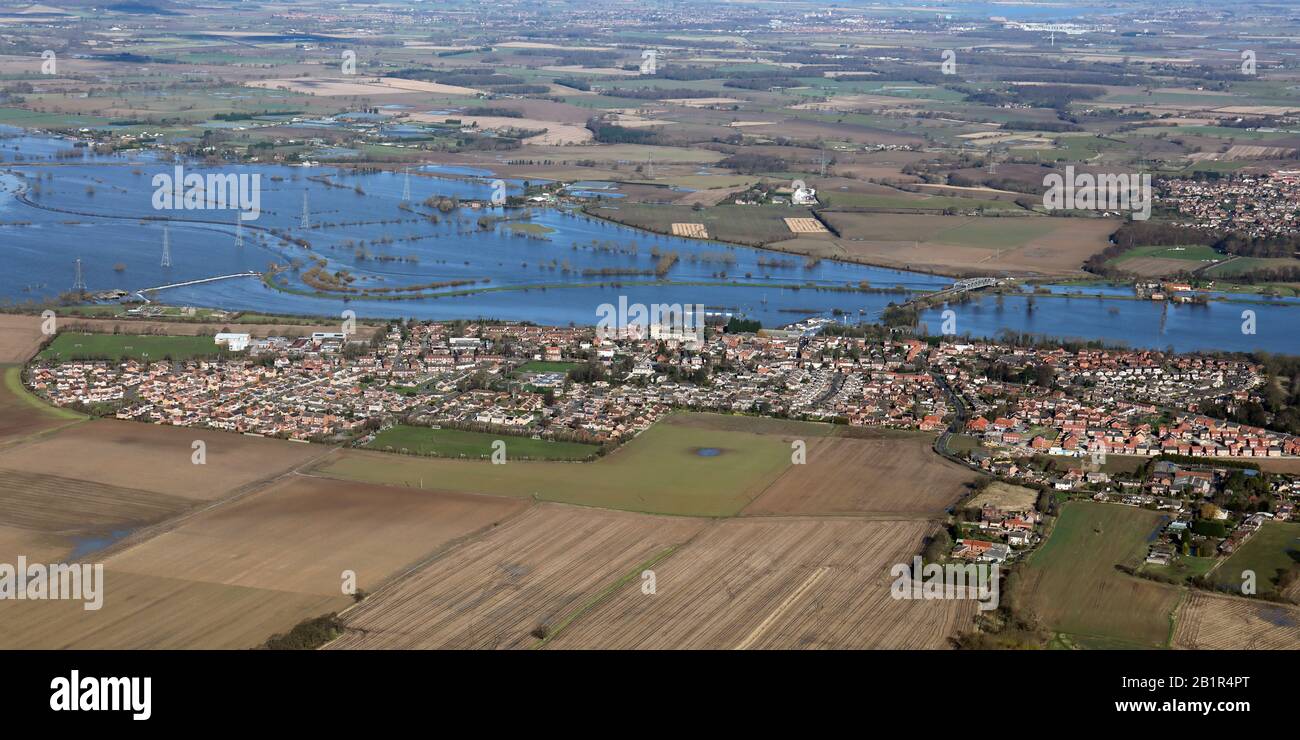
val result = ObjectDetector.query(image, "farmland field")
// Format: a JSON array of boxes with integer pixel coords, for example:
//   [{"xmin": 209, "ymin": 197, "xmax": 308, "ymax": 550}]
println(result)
[
  {"xmin": 742, "ymin": 433, "xmax": 976, "ymax": 517},
  {"xmin": 545, "ymin": 517, "xmax": 975, "ymax": 649},
  {"xmin": 1209, "ymin": 521, "xmax": 1300, "ymax": 598},
  {"xmin": 0, "ymin": 474, "xmax": 528, "ymax": 649},
  {"xmin": 108, "ymin": 475, "xmax": 527, "ymax": 596},
  {"xmin": 0, "ymin": 365, "xmax": 83, "ymax": 447},
  {"xmin": 328, "ymin": 504, "xmax": 707, "ymax": 649},
  {"xmin": 1109, "ymin": 245, "xmax": 1223, "ymax": 277},
  {"xmin": 1205, "ymin": 257, "xmax": 1300, "ymax": 279},
  {"xmin": 808, "ymin": 213, "xmax": 1115, "ymax": 277},
  {"xmin": 316, "ymin": 412, "xmax": 795, "ymax": 516},
  {"xmin": 0, "ymin": 420, "xmax": 326, "ymax": 500},
  {"xmin": 0, "ymin": 468, "xmax": 191, "ymax": 539},
  {"xmin": 1017, "ymin": 501, "xmax": 1182, "ymax": 649},
  {"xmin": 1172, "ymin": 592, "xmax": 1300, "ymax": 649},
  {"xmin": 0, "ymin": 570, "xmax": 344, "ymax": 649},
  {"xmin": 0, "ymin": 314, "xmax": 48, "ymax": 363},
  {"xmin": 0, "ymin": 523, "xmax": 67, "ymax": 564},
  {"xmin": 365, "ymin": 425, "xmax": 599, "ymax": 461}
]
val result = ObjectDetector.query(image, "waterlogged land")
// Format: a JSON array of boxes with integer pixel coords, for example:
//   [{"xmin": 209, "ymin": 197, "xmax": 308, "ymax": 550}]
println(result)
[{"xmin": 2, "ymin": 131, "xmax": 1299, "ymax": 352}]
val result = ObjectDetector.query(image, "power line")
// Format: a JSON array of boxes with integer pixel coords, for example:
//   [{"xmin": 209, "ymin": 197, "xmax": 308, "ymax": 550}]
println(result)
[
  {"xmin": 73, "ymin": 258, "xmax": 86, "ymax": 291},
  {"xmin": 301, "ymin": 190, "xmax": 310, "ymax": 229}
]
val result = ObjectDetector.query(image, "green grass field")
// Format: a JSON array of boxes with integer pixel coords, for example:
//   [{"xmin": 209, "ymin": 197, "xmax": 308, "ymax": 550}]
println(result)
[
  {"xmin": 1211, "ymin": 521, "xmax": 1300, "ymax": 597},
  {"xmin": 1140, "ymin": 555, "xmax": 1217, "ymax": 584},
  {"xmin": 1205, "ymin": 257, "xmax": 1300, "ymax": 278},
  {"xmin": 38, "ymin": 334, "xmax": 227, "ymax": 362},
  {"xmin": 516, "ymin": 360, "xmax": 579, "ymax": 373},
  {"xmin": 320, "ymin": 412, "xmax": 797, "ymax": 516},
  {"xmin": 1019, "ymin": 501, "xmax": 1182, "ymax": 649},
  {"xmin": 365, "ymin": 425, "xmax": 599, "ymax": 461},
  {"xmin": 1114, "ymin": 245, "xmax": 1220, "ymax": 263}
]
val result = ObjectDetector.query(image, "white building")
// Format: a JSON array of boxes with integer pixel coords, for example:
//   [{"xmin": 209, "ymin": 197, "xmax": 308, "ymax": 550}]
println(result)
[
  {"xmin": 214, "ymin": 333, "xmax": 251, "ymax": 352},
  {"xmin": 792, "ymin": 186, "xmax": 818, "ymax": 205}
]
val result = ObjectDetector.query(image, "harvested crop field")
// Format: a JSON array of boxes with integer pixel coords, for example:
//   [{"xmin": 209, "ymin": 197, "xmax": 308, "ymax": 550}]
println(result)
[
  {"xmin": 0, "ymin": 366, "xmax": 83, "ymax": 446},
  {"xmin": 0, "ymin": 476, "xmax": 526, "ymax": 649},
  {"xmin": 546, "ymin": 517, "xmax": 974, "ymax": 649},
  {"xmin": 743, "ymin": 433, "xmax": 976, "ymax": 517},
  {"xmin": 0, "ymin": 420, "xmax": 326, "ymax": 501},
  {"xmin": 328, "ymin": 504, "xmax": 706, "ymax": 649},
  {"xmin": 108, "ymin": 475, "xmax": 526, "ymax": 596},
  {"xmin": 784, "ymin": 217, "xmax": 828, "ymax": 233},
  {"xmin": 1018, "ymin": 501, "xmax": 1181, "ymax": 649},
  {"xmin": 0, "ymin": 570, "xmax": 343, "ymax": 649},
  {"xmin": 0, "ymin": 314, "xmax": 47, "ymax": 362},
  {"xmin": 1172, "ymin": 592, "xmax": 1300, "ymax": 649},
  {"xmin": 671, "ymin": 222, "xmax": 709, "ymax": 239},
  {"xmin": 0, "ymin": 522, "xmax": 67, "ymax": 564},
  {"xmin": 0, "ymin": 468, "xmax": 191, "ymax": 534},
  {"xmin": 814, "ymin": 213, "xmax": 1115, "ymax": 276}
]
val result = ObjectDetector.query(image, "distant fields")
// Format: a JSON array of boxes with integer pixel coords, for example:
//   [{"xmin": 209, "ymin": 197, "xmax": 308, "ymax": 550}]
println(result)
[
  {"xmin": 588, "ymin": 203, "xmax": 813, "ymax": 246},
  {"xmin": 1019, "ymin": 501, "xmax": 1182, "ymax": 649},
  {"xmin": 38, "ymin": 333, "xmax": 225, "ymax": 361},
  {"xmin": 813, "ymin": 212, "xmax": 1115, "ymax": 277},
  {"xmin": 365, "ymin": 425, "xmax": 599, "ymax": 461}
]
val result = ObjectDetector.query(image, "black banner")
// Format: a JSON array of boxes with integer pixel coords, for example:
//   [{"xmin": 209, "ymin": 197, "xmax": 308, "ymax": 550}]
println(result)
[{"xmin": 1, "ymin": 649, "xmax": 1289, "ymax": 727}]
